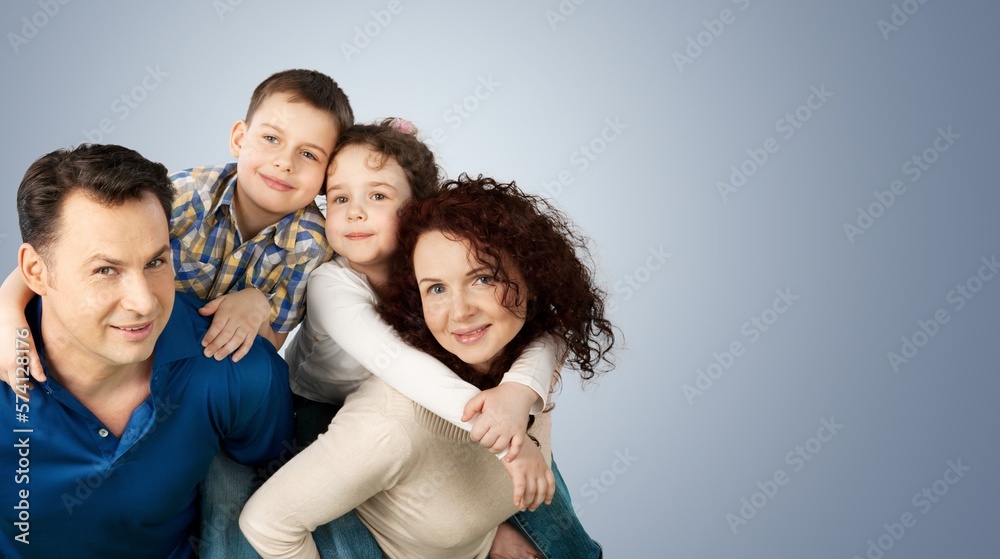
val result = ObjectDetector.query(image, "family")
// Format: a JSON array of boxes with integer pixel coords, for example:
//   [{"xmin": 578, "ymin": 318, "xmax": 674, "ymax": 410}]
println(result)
[{"xmin": 0, "ymin": 69, "xmax": 615, "ymax": 559}]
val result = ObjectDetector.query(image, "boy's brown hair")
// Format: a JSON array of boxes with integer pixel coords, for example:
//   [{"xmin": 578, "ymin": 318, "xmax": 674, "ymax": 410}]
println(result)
[{"xmin": 245, "ymin": 69, "xmax": 354, "ymax": 135}]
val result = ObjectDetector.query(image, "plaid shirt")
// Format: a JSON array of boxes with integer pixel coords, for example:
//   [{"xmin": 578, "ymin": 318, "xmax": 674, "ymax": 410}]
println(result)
[{"xmin": 169, "ymin": 163, "xmax": 333, "ymax": 333}]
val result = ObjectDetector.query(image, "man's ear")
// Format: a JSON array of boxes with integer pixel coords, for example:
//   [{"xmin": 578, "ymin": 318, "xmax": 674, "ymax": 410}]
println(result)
[
  {"xmin": 229, "ymin": 119, "xmax": 248, "ymax": 159},
  {"xmin": 19, "ymin": 243, "xmax": 49, "ymax": 296}
]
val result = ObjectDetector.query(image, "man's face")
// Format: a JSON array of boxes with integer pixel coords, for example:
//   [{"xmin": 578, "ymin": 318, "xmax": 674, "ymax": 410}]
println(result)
[{"xmin": 33, "ymin": 191, "xmax": 174, "ymax": 373}]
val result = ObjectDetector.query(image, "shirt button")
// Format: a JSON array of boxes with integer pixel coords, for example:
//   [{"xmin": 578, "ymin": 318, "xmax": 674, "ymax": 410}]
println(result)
[{"xmin": 98, "ymin": 428, "xmax": 109, "ymax": 438}]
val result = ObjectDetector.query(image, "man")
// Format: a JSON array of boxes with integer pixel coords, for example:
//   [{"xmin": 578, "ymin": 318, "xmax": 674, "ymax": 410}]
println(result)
[{"xmin": 0, "ymin": 144, "xmax": 294, "ymax": 558}]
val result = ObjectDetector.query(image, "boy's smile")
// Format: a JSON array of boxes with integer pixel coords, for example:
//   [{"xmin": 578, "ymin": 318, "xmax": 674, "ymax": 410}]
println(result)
[{"xmin": 229, "ymin": 92, "xmax": 338, "ymax": 238}]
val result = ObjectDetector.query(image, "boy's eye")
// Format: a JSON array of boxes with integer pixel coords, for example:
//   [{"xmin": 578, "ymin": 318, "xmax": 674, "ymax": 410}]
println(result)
[
  {"xmin": 263, "ymin": 135, "xmax": 278, "ymax": 143},
  {"xmin": 301, "ymin": 150, "xmax": 317, "ymax": 161}
]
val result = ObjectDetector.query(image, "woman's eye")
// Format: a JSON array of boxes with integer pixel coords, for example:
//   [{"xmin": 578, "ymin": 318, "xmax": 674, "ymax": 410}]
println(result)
[
  {"xmin": 475, "ymin": 275, "xmax": 494, "ymax": 285},
  {"xmin": 428, "ymin": 285, "xmax": 445, "ymax": 295}
]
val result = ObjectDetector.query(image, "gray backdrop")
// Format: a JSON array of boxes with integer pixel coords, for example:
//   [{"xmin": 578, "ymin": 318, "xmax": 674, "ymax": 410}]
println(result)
[{"xmin": 2, "ymin": 1, "xmax": 997, "ymax": 557}]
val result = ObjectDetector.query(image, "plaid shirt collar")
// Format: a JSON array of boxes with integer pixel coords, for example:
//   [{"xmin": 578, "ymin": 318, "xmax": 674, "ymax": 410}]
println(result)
[{"xmin": 210, "ymin": 171, "xmax": 320, "ymax": 252}]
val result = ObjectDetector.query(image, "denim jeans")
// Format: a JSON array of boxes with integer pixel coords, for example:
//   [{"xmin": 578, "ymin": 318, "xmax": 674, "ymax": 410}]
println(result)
[{"xmin": 505, "ymin": 459, "xmax": 603, "ymax": 559}]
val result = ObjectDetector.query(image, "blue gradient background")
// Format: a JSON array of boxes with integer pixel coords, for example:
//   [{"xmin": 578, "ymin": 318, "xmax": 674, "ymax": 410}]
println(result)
[{"xmin": 2, "ymin": 1, "xmax": 997, "ymax": 557}]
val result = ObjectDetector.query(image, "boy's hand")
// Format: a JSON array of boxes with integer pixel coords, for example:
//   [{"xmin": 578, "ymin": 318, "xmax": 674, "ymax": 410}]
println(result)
[
  {"xmin": 463, "ymin": 383, "xmax": 537, "ymax": 460},
  {"xmin": 488, "ymin": 521, "xmax": 541, "ymax": 559},
  {"xmin": 1, "ymin": 312, "xmax": 45, "ymax": 401},
  {"xmin": 501, "ymin": 440, "xmax": 554, "ymax": 512},
  {"xmin": 199, "ymin": 288, "xmax": 271, "ymax": 362}
]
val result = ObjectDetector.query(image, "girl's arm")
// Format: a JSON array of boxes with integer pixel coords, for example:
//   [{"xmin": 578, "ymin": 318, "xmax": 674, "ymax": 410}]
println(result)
[
  {"xmin": 308, "ymin": 264, "xmax": 558, "ymax": 456},
  {"xmin": 0, "ymin": 267, "xmax": 44, "ymax": 394}
]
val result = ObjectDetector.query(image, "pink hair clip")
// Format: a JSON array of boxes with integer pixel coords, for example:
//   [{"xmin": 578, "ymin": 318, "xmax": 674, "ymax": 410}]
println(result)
[{"xmin": 390, "ymin": 117, "xmax": 416, "ymax": 135}]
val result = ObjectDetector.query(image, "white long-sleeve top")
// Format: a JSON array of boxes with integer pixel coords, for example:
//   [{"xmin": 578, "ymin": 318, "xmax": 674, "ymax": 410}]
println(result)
[{"xmin": 284, "ymin": 256, "xmax": 557, "ymax": 432}]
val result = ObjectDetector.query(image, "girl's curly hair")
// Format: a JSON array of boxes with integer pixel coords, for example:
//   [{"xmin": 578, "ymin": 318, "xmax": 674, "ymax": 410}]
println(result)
[
  {"xmin": 327, "ymin": 117, "xmax": 441, "ymax": 200},
  {"xmin": 375, "ymin": 174, "xmax": 616, "ymax": 391}
]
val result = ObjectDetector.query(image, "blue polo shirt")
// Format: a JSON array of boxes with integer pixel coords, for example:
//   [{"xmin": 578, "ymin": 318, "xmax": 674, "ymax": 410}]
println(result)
[{"xmin": 0, "ymin": 292, "xmax": 294, "ymax": 558}]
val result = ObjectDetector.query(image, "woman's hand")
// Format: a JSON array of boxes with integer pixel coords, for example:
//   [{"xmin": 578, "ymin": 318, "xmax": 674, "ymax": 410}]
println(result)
[
  {"xmin": 489, "ymin": 521, "xmax": 541, "ymax": 559},
  {"xmin": 501, "ymin": 440, "xmax": 555, "ymax": 511},
  {"xmin": 463, "ymin": 382, "xmax": 537, "ymax": 459}
]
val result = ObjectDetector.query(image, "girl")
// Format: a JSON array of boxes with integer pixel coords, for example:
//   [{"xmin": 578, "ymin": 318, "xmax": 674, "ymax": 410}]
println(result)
[{"xmin": 241, "ymin": 172, "xmax": 615, "ymax": 558}]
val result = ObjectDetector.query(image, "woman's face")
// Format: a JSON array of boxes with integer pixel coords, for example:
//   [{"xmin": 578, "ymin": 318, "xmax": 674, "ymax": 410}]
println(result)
[{"xmin": 413, "ymin": 230, "xmax": 527, "ymax": 372}]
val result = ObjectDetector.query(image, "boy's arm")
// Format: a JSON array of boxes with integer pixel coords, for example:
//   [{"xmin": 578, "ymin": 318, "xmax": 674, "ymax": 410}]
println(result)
[
  {"xmin": 0, "ymin": 267, "xmax": 44, "ymax": 394},
  {"xmin": 199, "ymin": 287, "xmax": 274, "ymax": 361}
]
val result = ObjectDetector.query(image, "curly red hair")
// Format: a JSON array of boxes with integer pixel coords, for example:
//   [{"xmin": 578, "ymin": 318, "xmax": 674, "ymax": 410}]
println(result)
[{"xmin": 375, "ymin": 174, "xmax": 616, "ymax": 390}]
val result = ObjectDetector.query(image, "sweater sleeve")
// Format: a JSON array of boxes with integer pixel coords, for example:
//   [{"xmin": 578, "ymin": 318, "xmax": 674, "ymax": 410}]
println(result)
[
  {"xmin": 304, "ymin": 264, "xmax": 481, "ymax": 431},
  {"xmin": 239, "ymin": 386, "xmax": 411, "ymax": 559}
]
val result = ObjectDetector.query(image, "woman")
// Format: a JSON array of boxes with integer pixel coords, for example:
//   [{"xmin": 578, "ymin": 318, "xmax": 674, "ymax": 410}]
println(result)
[{"xmin": 240, "ymin": 175, "xmax": 615, "ymax": 558}]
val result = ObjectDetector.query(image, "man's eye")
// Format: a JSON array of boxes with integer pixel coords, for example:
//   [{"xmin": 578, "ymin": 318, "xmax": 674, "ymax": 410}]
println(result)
[
  {"xmin": 96, "ymin": 267, "xmax": 116, "ymax": 276},
  {"xmin": 147, "ymin": 258, "xmax": 166, "ymax": 268}
]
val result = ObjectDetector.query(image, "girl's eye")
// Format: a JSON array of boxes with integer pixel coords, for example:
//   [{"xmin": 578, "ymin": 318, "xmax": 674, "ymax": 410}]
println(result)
[
  {"xmin": 263, "ymin": 135, "xmax": 278, "ymax": 143},
  {"xmin": 333, "ymin": 196, "xmax": 348, "ymax": 204},
  {"xmin": 372, "ymin": 193, "xmax": 387, "ymax": 201}
]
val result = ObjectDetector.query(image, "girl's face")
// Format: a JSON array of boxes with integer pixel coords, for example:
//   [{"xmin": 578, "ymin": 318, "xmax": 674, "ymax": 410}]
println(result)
[
  {"xmin": 325, "ymin": 144, "xmax": 413, "ymax": 283},
  {"xmin": 413, "ymin": 230, "xmax": 527, "ymax": 373}
]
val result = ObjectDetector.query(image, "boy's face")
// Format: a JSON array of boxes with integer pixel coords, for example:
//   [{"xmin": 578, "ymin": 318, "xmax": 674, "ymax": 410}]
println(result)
[
  {"xmin": 229, "ymin": 92, "xmax": 338, "ymax": 224},
  {"xmin": 325, "ymin": 145, "xmax": 413, "ymax": 282}
]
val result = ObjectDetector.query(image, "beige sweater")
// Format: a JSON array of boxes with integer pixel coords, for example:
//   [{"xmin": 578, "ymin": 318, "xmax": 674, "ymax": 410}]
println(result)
[{"xmin": 240, "ymin": 376, "xmax": 552, "ymax": 559}]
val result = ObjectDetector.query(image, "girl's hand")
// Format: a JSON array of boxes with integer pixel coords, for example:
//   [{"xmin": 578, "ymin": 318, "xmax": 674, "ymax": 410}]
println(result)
[
  {"xmin": 198, "ymin": 288, "xmax": 271, "ymax": 362},
  {"xmin": 501, "ymin": 441, "xmax": 555, "ymax": 512},
  {"xmin": 463, "ymin": 382, "xmax": 537, "ymax": 460}
]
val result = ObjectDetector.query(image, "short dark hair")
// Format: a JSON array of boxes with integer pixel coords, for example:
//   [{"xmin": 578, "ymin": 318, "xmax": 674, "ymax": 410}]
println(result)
[
  {"xmin": 246, "ymin": 69, "xmax": 354, "ymax": 135},
  {"xmin": 17, "ymin": 143, "xmax": 174, "ymax": 256}
]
